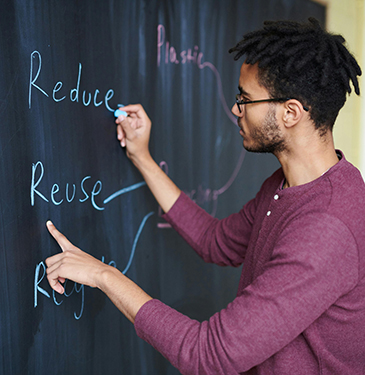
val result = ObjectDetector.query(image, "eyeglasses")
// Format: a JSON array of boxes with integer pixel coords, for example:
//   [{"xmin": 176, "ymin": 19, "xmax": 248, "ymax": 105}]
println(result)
[{"xmin": 235, "ymin": 94, "xmax": 309, "ymax": 113}]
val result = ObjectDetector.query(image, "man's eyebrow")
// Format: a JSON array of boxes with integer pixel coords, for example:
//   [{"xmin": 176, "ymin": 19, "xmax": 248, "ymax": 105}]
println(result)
[{"xmin": 238, "ymin": 85, "xmax": 251, "ymax": 98}]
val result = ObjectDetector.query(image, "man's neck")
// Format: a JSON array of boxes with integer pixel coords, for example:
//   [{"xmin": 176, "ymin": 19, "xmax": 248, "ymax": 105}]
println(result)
[{"xmin": 276, "ymin": 133, "xmax": 339, "ymax": 189}]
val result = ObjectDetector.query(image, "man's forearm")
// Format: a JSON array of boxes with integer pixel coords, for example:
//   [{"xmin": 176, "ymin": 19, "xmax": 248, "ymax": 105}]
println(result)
[{"xmin": 98, "ymin": 265, "xmax": 153, "ymax": 324}]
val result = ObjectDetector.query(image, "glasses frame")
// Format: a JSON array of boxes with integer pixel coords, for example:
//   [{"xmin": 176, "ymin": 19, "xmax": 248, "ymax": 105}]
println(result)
[{"xmin": 235, "ymin": 94, "xmax": 309, "ymax": 113}]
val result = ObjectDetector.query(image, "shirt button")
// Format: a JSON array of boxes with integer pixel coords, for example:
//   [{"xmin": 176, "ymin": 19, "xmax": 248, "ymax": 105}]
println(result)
[
  {"xmin": 267, "ymin": 211, "xmax": 271, "ymax": 216},
  {"xmin": 274, "ymin": 194, "xmax": 279, "ymax": 200}
]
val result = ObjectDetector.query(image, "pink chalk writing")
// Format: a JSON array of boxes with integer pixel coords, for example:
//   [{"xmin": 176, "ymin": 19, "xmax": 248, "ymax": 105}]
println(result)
[
  {"xmin": 157, "ymin": 24, "xmax": 237, "ymax": 125},
  {"xmin": 156, "ymin": 24, "xmax": 246, "ymax": 225},
  {"xmin": 157, "ymin": 149, "xmax": 245, "ymax": 227}
]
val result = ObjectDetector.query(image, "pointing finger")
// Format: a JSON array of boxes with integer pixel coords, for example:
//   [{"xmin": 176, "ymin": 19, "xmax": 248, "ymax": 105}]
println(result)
[{"xmin": 46, "ymin": 221, "xmax": 72, "ymax": 252}]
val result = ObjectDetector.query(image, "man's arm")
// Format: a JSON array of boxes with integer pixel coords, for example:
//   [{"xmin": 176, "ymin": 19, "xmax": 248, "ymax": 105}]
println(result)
[
  {"xmin": 45, "ymin": 221, "xmax": 152, "ymax": 324},
  {"xmin": 115, "ymin": 104, "xmax": 180, "ymax": 213},
  {"xmin": 115, "ymin": 104, "xmax": 253, "ymax": 266},
  {"xmin": 45, "ymin": 216, "xmax": 359, "ymax": 373},
  {"xmin": 134, "ymin": 214, "xmax": 359, "ymax": 373}
]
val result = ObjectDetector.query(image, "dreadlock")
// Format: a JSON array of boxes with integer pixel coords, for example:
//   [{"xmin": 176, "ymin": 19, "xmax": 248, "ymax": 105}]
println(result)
[{"xmin": 229, "ymin": 18, "xmax": 362, "ymax": 132}]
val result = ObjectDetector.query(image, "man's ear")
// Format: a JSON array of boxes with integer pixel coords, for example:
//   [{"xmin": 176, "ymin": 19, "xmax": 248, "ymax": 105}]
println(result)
[{"xmin": 281, "ymin": 99, "xmax": 306, "ymax": 128}]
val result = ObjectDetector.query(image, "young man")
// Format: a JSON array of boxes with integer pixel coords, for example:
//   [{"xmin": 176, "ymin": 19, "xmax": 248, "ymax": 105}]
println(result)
[{"xmin": 46, "ymin": 19, "xmax": 365, "ymax": 374}]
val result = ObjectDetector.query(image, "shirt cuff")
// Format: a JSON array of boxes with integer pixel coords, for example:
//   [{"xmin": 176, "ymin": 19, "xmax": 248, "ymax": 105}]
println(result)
[{"xmin": 134, "ymin": 298, "xmax": 191, "ymax": 359}]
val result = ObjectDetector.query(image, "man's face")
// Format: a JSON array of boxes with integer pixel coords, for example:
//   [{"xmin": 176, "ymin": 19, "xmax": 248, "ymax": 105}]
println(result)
[{"xmin": 231, "ymin": 63, "xmax": 286, "ymax": 154}]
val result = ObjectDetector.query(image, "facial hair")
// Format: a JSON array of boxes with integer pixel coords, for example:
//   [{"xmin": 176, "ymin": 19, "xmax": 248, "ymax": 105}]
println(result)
[{"xmin": 242, "ymin": 105, "xmax": 287, "ymax": 154}]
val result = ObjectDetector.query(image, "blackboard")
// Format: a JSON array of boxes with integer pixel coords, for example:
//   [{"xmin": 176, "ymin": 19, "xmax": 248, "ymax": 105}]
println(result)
[{"xmin": 0, "ymin": 1, "xmax": 325, "ymax": 374}]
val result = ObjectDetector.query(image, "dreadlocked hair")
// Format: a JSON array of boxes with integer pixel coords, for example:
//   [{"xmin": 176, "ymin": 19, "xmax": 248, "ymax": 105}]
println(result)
[{"xmin": 229, "ymin": 18, "xmax": 362, "ymax": 132}]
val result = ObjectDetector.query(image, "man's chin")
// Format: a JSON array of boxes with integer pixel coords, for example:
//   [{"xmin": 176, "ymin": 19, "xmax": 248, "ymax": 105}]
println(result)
[{"xmin": 243, "ymin": 142, "xmax": 273, "ymax": 154}]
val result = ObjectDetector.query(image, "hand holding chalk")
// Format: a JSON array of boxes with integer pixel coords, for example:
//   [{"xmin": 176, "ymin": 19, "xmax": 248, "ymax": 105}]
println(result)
[{"xmin": 115, "ymin": 104, "xmax": 152, "ymax": 163}]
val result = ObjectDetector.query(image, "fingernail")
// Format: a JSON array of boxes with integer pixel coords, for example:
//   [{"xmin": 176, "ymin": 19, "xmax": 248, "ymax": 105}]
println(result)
[
  {"xmin": 121, "ymin": 140, "xmax": 126, "ymax": 147},
  {"xmin": 119, "ymin": 115, "xmax": 125, "ymax": 121},
  {"xmin": 46, "ymin": 220, "xmax": 53, "ymax": 226}
]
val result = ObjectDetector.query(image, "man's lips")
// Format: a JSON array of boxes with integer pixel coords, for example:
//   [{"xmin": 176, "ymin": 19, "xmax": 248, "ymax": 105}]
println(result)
[{"xmin": 237, "ymin": 120, "xmax": 244, "ymax": 135}]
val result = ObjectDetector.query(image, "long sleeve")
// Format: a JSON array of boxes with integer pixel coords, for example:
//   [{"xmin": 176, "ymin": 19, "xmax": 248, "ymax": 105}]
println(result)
[
  {"xmin": 162, "ymin": 191, "xmax": 258, "ymax": 267},
  {"xmin": 135, "ymin": 214, "xmax": 359, "ymax": 374}
]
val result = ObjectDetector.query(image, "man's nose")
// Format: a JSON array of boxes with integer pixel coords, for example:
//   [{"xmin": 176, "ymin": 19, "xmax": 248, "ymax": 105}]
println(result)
[{"xmin": 231, "ymin": 103, "xmax": 242, "ymax": 117}]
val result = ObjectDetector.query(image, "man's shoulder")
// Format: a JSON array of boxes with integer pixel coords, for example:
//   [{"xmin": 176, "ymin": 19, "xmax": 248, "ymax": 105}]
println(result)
[{"xmin": 327, "ymin": 154, "xmax": 365, "ymax": 208}]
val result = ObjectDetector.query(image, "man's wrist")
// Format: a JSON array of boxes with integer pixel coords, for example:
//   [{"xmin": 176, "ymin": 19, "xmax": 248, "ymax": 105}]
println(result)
[
  {"xmin": 96, "ymin": 263, "xmax": 120, "ymax": 293},
  {"xmin": 95, "ymin": 263, "xmax": 153, "ymax": 323},
  {"xmin": 132, "ymin": 154, "xmax": 157, "ymax": 177}
]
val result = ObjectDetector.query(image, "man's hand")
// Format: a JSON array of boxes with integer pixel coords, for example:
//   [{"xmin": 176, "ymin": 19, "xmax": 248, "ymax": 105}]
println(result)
[
  {"xmin": 45, "ymin": 221, "xmax": 153, "ymax": 323},
  {"xmin": 45, "ymin": 221, "xmax": 108, "ymax": 294},
  {"xmin": 115, "ymin": 104, "xmax": 152, "ymax": 166}
]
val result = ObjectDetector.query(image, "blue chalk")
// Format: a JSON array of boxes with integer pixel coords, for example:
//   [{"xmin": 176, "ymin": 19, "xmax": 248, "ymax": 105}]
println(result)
[{"xmin": 114, "ymin": 109, "xmax": 127, "ymax": 118}]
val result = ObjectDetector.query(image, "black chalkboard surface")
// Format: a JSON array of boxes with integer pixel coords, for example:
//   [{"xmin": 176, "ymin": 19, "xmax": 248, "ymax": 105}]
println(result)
[{"xmin": 0, "ymin": 1, "xmax": 325, "ymax": 374}]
